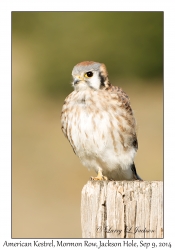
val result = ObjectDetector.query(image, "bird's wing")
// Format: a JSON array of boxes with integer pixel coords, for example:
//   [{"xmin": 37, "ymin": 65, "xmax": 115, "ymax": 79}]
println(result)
[
  {"xmin": 106, "ymin": 85, "xmax": 138, "ymax": 150},
  {"xmin": 107, "ymin": 85, "xmax": 132, "ymax": 115}
]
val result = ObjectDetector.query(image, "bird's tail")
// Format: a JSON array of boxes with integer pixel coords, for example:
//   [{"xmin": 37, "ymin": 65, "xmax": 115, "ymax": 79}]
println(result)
[{"xmin": 131, "ymin": 163, "xmax": 143, "ymax": 181}]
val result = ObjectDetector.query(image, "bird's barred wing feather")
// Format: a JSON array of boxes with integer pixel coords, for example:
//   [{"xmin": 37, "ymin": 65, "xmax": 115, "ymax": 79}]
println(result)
[
  {"xmin": 107, "ymin": 85, "xmax": 132, "ymax": 115},
  {"xmin": 107, "ymin": 85, "xmax": 138, "ymax": 150}
]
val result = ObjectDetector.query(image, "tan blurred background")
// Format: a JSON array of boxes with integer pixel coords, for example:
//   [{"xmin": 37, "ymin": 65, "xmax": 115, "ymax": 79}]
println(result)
[{"xmin": 12, "ymin": 12, "xmax": 163, "ymax": 238}]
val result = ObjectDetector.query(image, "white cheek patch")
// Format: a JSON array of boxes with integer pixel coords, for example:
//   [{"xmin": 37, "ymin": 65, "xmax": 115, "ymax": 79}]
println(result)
[{"xmin": 88, "ymin": 72, "xmax": 101, "ymax": 89}]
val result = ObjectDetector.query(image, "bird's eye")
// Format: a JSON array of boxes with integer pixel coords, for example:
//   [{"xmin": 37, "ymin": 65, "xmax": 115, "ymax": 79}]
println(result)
[{"xmin": 84, "ymin": 71, "xmax": 93, "ymax": 78}]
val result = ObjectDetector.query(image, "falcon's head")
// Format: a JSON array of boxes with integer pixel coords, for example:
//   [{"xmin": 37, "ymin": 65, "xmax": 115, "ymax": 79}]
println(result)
[{"xmin": 71, "ymin": 61, "xmax": 110, "ymax": 91}]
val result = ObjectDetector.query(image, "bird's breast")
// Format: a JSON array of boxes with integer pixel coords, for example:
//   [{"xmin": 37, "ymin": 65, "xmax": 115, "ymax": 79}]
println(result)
[{"xmin": 61, "ymin": 90, "xmax": 136, "ymax": 158}]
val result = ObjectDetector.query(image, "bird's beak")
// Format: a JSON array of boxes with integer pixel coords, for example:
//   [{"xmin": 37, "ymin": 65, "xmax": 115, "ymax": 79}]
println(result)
[
  {"xmin": 74, "ymin": 78, "xmax": 81, "ymax": 85},
  {"xmin": 73, "ymin": 76, "xmax": 84, "ymax": 85}
]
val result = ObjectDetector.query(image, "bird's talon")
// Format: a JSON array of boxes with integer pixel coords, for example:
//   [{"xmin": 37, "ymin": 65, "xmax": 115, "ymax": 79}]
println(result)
[
  {"xmin": 103, "ymin": 176, "xmax": 108, "ymax": 181},
  {"xmin": 90, "ymin": 175, "xmax": 108, "ymax": 181}
]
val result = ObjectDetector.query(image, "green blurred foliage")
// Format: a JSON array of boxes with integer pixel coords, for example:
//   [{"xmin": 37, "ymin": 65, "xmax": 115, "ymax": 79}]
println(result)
[{"xmin": 12, "ymin": 12, "xmax": 163, "ymax": 97}]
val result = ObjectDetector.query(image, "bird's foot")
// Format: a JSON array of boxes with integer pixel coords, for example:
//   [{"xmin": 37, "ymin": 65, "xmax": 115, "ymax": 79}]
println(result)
[
  {"xmin": 91, "ymin": 175, "xmax": 108, "ymax": 181},
  {"xmin": 90, "ymin": 169, "xmax": 108, "ymax": 181}
]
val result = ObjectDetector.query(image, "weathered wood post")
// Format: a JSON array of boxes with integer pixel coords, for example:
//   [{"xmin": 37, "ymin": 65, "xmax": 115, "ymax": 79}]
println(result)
[{"xmin": 81, "ymin": 181, "xmax": 163, "ymax": 238}]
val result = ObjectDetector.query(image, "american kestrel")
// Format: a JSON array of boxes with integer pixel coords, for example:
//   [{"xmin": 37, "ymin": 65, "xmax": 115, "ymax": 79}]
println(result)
[{"xmin": 61, "ymin": 61, "xmax": 142, "ymax": 181}]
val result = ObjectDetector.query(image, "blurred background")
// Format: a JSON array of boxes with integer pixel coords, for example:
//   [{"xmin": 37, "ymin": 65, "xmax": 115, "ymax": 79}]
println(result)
[{"xmin": 12, "ymin": 12, "xmax": 163, "ymax": 238}]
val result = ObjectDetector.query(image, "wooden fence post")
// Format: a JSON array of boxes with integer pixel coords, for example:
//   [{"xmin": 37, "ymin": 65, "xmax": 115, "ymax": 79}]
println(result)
[{"xmin": 81, "ymin": 181, "xmax": 163, "ymax": 238}]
